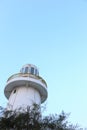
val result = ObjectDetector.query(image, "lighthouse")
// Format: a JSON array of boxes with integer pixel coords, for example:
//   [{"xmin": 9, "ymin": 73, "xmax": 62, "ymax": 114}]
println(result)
[{"xmin": 4, "ymin": 64, "xmax": 48, "ymax": 110}]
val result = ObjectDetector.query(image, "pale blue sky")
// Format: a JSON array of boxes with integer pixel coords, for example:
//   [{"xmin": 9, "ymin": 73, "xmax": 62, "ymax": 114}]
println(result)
[{"xmin": 0, "ymin": 0, "xmax": 87, "ymax": 128}]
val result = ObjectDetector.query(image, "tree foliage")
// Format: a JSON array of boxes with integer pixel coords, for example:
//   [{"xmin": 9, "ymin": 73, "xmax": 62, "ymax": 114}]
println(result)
[{"xmin": 0, "ymin": 104, "xmax": 77, "ymax": 130}]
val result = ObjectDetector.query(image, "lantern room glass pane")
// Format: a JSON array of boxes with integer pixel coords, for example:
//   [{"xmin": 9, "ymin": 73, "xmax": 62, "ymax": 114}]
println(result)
[
  {"xmin": 24, "ymin": 67, "xmax": 28, "ymax": 73},
  {"xmin": 21, "ymin": 68, "xmax": 24, "ymax": 73},
  {"xmin": 35, "ymin": 69, "xmax": 37, "ymax": 75},
  {"xmin": 31, "ymin": 67, "xmax": 34, "ymax": 74}
]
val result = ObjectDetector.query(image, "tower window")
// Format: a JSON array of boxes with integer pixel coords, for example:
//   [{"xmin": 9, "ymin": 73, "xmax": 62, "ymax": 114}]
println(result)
[{"xmin": 13, "ymin": 89, "xmax": 16, "ymax": 94}]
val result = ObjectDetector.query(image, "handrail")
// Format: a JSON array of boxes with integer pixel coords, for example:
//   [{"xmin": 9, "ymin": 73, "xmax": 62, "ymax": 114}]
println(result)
[{"xmin": 7, "ymin": 73, "xmax": 47, "ymax": 87}]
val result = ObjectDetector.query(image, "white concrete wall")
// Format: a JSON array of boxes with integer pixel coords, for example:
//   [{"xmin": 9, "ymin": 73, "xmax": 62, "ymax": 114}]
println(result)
[{"xmin": 7, "ymin": 86, "xmax": 41, "ymax": 110}]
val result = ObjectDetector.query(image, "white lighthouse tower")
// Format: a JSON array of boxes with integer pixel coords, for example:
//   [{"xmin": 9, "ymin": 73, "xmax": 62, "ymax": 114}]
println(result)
[{"xmin": 4, "ymin": 64, "xmax": 48, "ymax": 110}]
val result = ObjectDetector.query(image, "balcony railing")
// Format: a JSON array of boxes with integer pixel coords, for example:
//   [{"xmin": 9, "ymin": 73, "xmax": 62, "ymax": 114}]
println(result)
[{"xmin": 7, "ymin": 73, "xmax": 47, "ymax": 87}]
